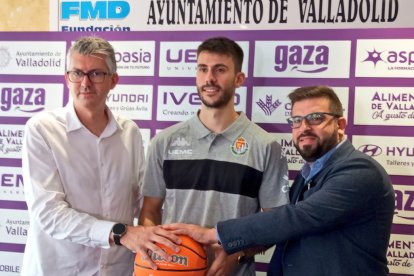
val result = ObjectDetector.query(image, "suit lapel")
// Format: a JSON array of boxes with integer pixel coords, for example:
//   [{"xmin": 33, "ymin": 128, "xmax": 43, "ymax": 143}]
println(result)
[{"xmin": 290, "ymin": 176, "xmax": 306, "ymax": 204}]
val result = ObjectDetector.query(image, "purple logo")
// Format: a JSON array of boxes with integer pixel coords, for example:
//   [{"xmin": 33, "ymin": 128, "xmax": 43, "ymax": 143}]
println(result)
[
  {"xmin": 395, "ymin": 188, "xmax": 414, "ymax": 220},
  {"xmin": 107, "ymin": 93, "xmax": 148, "ymax": 103},
  {"xmin": 274, "ymin": 45, "xmax": 328, "ymax": 73},
  {"xmin": 1, "ymin": 173, "xmax": 24, "ymax": 188},
  {"xmin": 162, "ymin": 91, "xmax": 240, "ymax": 106},
  {"xmin": 387, "ymin": 50, "xmax": 414, "ymax": 66},
  {"xmin": 256, "ymin": 95, "xmax": 282, "ymax": 115},
  {"xmin": 166, "ymin": 49, "xmax": 197, "ymax": 63},
  {"xmin": 115, "ymin": 50, "xmax": 152, "ymax": 63},
  {"xmin": 386, "ymin": 147, "xmax": 414, "ymax": 157},
  {"xmin": 363, "ymin": 48, "xmax": 384, "ymax": 67},
  {"xmin": 1, "ymin": 87, "xmax": 46, "ymax": 112},
  {"xmin": 363, "ymin": 48, "xmax": 414, "ymax": 67},
  {"xmin": 358, "ymin": 144, "xmax": 382, "ymax": 156}
]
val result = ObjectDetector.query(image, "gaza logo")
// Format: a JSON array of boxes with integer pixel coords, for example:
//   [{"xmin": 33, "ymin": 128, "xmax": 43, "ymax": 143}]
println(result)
[{"xmin": 274, "ymin": 45, "xmax": 329, "ymax": 73}]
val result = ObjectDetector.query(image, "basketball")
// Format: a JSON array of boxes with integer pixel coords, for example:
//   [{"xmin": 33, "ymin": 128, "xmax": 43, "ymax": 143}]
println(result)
[{"xmin": 134, "ymin": 235, "xmax": 207, "ymax": 275}]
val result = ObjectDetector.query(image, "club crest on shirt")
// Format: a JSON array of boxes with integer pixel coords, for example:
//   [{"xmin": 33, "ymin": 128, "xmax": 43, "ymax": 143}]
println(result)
[{"xmin": 231, "ymin": 136, "xmax": 249, "ymax": 155}]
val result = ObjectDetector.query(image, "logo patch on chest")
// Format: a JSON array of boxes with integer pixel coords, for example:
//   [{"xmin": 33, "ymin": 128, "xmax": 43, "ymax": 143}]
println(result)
[{"xmin": 231, "ymin": 136, "xmax": 249, "ymax": 155}]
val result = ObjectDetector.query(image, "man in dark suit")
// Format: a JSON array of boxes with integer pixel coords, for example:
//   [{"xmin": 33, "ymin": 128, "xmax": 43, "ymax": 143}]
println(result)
[{"xmin": 165, "ymin": 85, "xmax": 395, "ymax": 276}]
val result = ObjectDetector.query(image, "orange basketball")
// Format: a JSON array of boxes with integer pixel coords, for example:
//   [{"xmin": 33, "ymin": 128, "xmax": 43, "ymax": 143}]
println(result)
[{"xmin": 134, "ymin": 235, "xmax": 207, "ymax": 275}]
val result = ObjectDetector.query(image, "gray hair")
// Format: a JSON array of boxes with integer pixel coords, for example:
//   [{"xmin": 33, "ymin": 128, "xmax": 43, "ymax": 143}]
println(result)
[{"xmin": 66, "ymin": 36, "xmax": 117, "ymax": 73}]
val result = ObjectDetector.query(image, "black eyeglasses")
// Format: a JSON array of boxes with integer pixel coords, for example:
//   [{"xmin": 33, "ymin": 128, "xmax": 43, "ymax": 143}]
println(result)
[
  {"xmin": 66, "ymin": 70, "xmax": 111, "ymax": 83},
  {"xmin": 287, "ymin": 112, "xmax": 341, "ymax": 129}
]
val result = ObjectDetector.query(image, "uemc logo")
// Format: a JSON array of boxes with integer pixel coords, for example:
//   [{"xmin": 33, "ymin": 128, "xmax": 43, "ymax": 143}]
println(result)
[
  {"xmin": 163, "ymin": 91, "xmax": 241, "ymax": 106},
  {"xmin": 166, "ymin": 49, "xmax": 197, "ymax": 63},
  {"xmin": 1, "ymin": 173, "xmax": 23, "ymax": 188},
  {"xmin": 61, "ymin": 1, "xmax": 130, "ymax": 20},
  {"xmin": 274, "ymin": 45, "xmax": 328, "ymax": 73},
  {"xmin": 395, "ymin": 187, "xmax": 414, "ymax": 220},
  {"xmin": 357, "ymin": 144, "xmax": 382, "ymax": 157},
  {"xmin": 1, "ymin": 87, "xmax": 45, "ymax": 113}
]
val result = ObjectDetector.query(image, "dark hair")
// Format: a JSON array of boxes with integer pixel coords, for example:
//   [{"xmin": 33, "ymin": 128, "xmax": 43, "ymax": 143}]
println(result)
[
  {"xmin": 288, "ymin": 85, "xmax": 344, "ymax": 116},
  {"xmin": 197, "ymin": 37, "xmax": 244, "ymax": 72}
]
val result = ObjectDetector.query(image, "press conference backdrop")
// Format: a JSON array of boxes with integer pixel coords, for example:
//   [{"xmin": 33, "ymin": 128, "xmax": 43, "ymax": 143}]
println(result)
[{"xmin": 0, "ymin": 1, "xmax": 413, "ymax": 275}]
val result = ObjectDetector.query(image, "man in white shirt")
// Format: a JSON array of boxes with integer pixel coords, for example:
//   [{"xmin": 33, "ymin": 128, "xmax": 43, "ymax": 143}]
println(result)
[{"xmin": 21, "ymin": 36, "xmax": 180, "ymax": 275}]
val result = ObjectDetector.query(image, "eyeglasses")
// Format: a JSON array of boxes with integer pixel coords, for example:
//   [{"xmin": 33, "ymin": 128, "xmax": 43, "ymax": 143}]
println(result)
[
  {"xmin": 66, "ymin": 70, "xmax": 111, "ymax": 83},
  {"xmin": 287, "ymin": 112, "xmax": 340, "ymax": 129}
]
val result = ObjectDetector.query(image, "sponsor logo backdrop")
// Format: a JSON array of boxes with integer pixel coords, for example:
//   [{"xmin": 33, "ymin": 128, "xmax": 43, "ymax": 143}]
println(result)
[{"xmin": 1, "ymin": 1, "xmax": 413, "ymax": 275}]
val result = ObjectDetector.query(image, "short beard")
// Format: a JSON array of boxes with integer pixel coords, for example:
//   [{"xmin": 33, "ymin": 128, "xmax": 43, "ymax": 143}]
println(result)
[
  {"xmin": 198, "ymin": 85, "xmax": 233, "ymax": 109},
  {"xmin": 295, "ymin": 130, "xmax": 339, "ymax": 162}
]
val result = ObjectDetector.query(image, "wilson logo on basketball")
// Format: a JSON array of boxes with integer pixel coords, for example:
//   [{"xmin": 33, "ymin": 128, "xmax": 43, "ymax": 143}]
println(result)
[
  {"xmin": 134, "ymin": 235, "xmax": 207, "ymax": 275},
  {"xmin": 148, "ymin": 250, "xmax": 189, "ymax": 266}
]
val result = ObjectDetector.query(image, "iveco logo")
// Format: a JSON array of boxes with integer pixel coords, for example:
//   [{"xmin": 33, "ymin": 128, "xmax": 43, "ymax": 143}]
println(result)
[{"xmin": 358, "ymin": 144, "xmax": 382, "ymax": 157}]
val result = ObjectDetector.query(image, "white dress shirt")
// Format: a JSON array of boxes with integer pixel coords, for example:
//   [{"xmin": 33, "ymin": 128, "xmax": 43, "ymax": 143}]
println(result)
[{"xmin": 21, "ymin": 103, "xmax": 144, "ymax": 276}]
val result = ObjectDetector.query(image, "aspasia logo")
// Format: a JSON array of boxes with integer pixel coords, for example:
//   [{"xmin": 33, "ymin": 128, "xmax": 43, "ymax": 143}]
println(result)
[
  {"xmin": 363, "ymin": 47, "xmax": 414, "ymax": 69},
  {"xmin": 363, "ymin": 48, "xmax": 384, "ymax": 67}
]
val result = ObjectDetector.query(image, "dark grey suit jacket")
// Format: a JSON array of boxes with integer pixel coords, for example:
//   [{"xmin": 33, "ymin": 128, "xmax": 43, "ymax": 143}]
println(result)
[{"xmin": 217, "ymin": 140, "xmax": 394, "ymax": 276}]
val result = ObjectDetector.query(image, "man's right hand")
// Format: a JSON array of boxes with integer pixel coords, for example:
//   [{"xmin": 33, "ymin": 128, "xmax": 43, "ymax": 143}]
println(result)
[
  {"xmin": 162, "ymin": 223, "xmax": 218, "ymax": 245},
  {"xmin": 120, "ymin": 225, "xmax": 182, "ymax": 270}
]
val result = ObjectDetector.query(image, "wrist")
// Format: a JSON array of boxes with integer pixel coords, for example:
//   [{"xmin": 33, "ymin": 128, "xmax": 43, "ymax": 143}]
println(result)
[
  {"xmin": 214, "ymin": 228, "xmax": 221, "ymax": 245},
  {"xmin": 111, "ymin": 223, "xmax": 127, "ymax": 246},
  {"xmin": 237, "ymin": 251, "xmax": 254, "ymax": 264}
]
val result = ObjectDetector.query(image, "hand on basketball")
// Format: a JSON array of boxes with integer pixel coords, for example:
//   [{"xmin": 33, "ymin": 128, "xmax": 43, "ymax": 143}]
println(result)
[
  {"xmin": 134, "ymin": 234, "xmax": 208, "ymax": 275},
  {"xmin": 121, "ymin": 225, "xmax": 182, "ymax": 270},
  {"xmin": 162, "ymin": 223, "xmax": 218, "ymax": 245}
]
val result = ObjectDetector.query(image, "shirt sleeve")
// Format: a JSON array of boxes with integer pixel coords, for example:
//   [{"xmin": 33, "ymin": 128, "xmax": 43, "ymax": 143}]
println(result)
[
  {"xmin": 133, "ymin": 126, "xmax": 145, "ymax": 219},
  {"xmin": 22, "ymin": 119, "xmax": 114, "ymax": 249},
  {"xmin": 217, "ymin": 153, "xmax": 393, "ymax": 253},
  {"xmin": 258, "ymin": 139, "xmax": 290, "ymax": 209},
  {"xmin": 141, "ymin": 134, "xmax": 167, "ymax": 198}
]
